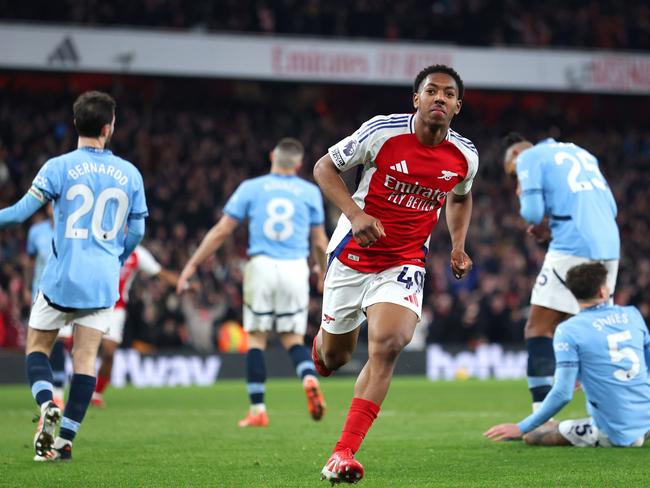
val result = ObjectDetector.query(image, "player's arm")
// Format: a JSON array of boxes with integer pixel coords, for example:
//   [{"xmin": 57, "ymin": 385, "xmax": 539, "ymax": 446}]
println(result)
[
  {"xmin": 313, "ymin": 154, "xmax": 385, "ymax": 248},
  {"xmin": 310, "ymin": 224, "xmax": 329, "ymax": 293},
  {"xmin": 176, "ymin": 214, "xmax": 239, "ymax": 294},
  {"xmin": 445, "ymin": 192, "xmax": 473, "ymax": 279},
  {"xmin": 156, "ymin": 268, "xmax": 180, "ymax": 288},
  {"xmin": 0, "ymin": 191, "xmax": 46, "ymax": 228},
  {"xmin": 119, "ymin": 217, "xmax": 145, "ymax": 264}
]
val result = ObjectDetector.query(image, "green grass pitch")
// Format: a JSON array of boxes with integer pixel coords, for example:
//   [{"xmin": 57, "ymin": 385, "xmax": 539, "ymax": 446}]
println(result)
[{"xmin": 1, "ymin": 377, "xmax": 647, "ymax": 487}]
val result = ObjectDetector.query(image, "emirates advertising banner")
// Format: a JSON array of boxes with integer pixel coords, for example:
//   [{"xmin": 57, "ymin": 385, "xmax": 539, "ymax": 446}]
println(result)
[{"xmin": 1, "ymin": 23, "xmax": 649, "ymax": 94}]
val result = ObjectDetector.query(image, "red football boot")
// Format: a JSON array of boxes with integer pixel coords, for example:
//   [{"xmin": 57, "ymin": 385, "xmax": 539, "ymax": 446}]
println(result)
[
  {"xmin": 320, "ymin": 448, "xmax": 364, "ymax": 484},
  {"xmin": 303, "ymin": 376, "xmax": 326, "ymax": 421},
  {"xmin": 312, "ymin": 336, "xmax": 333, "ymax": 377}
]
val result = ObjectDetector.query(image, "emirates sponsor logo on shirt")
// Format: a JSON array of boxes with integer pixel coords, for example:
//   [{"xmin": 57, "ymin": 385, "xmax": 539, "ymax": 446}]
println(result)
[{"xmin": 383, "ymin": 174, "xmax": 446, "ymax": 211}]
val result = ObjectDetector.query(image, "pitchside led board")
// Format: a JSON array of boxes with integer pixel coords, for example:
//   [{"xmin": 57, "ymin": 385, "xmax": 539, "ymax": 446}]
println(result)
[{"xmin": 0, "ymin": 345, "xmax": 527, "ymax": 386}]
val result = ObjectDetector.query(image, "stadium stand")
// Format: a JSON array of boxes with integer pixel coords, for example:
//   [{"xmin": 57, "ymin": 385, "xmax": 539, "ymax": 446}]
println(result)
[
  {"xmin": 0, "ymin": 0, "xmax": 647, "ymax": 50},
  {"xmin": 1, "ymin": 73, "xmax": 649, "ymax": 351}
]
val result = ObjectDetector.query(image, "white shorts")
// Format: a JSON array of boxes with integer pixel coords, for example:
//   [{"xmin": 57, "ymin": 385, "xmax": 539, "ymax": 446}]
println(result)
[
  {"xmin": 531, "ymin": 251, "xmax": 619, "ymax": 314},
  {"xmin": 242, "ymin": 255, "xmax": 309, "ymax": 335},
  {"xmin": 559, "ymin": 417, "xmax": 645, "ymax": 447},
  {"xmin": 29, "ymin": 292, "xmax": 113, "ymax": 334},
  {"xmin": 321, "ymin": 258, "xmax": 424, "ymax": 335},
  {"xmin": 104, "ymin": 307, "xmax": 128, "ymax": 343}
]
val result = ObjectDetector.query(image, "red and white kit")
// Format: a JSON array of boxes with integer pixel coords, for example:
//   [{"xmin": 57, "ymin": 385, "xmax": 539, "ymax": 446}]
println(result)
[
  {"xmin": 322, "ymin": 113, "xmax": 479, "ymax": 333},
  {"xmin": 104, "ymin": 245, "xmax": 162, "ymax": 343}
]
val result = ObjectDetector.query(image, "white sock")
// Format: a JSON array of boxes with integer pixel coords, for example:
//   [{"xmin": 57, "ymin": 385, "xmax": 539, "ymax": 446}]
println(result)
[
  {"xmin": 53, "ymin": 437, "xmax": 71, "ymax": 449},
  {"xmin": 53, "ymin": 387, "xmax": 65, "ymax": 400},
  {"xmin": 251, "ymin": 403, "xmax": 266, "ymax": 415}
]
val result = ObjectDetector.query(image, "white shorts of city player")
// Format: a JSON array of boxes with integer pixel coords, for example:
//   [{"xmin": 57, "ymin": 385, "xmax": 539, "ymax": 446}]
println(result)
[
  {"xmin": 531, "ymin": 251, "xmax": 619, "ymax": 315},
  {"xmin": 243, "ymin": 255, "xmax": 310, "ymax": 335},
  {"xmin": 29, "ymin": 291, "xmax": 113, "ymax": 334}
]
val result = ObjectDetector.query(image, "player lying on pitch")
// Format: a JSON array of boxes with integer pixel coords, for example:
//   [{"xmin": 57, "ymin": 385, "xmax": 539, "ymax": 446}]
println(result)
[{"xmin": 485, "ymin": 262, "xmax": 650, "ymax": 447}]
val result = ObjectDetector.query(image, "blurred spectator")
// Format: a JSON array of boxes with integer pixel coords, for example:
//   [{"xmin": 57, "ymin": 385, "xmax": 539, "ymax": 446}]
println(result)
[{"xmin": 0, "ymin": 0, "xmax": 647, "ymax": 50}]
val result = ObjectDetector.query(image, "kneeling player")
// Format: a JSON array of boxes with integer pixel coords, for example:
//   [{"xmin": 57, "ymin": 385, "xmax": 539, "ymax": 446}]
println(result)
[{"xmin": 485, "ymin": 262, "xmax": 650, "ymax": 447}]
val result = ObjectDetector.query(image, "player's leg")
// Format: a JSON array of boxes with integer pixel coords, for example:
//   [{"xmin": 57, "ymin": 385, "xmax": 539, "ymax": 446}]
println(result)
[
  {"xmin": 26, "ymin": 293, "xmax": 66, "ymax": 460},
  {"xmin": 322, "ymin": 303, "xmax": 417, "ymax": 484},
  {"xmin": 276, "ymin": 257, "xmax": 326, "ymax": 420},
  {"xmin": 238, "ymin": 331, "xmax": 270, "ymax": 427},
  {"xmin": 524, "ymin": 305, "xmax": 570, "ymax": 410},
  {"xmin": 527, "ymin": 252, "xmax": 582, "ymax": 410},
  {"xmin": 49, "ymin": 323, "xmax": 104, "ymax": 460},
  {"xmin": 312, "ymin": 258, "xmax": 367, "ymax": 376},
  {"xmin": 239, "ymin": 256, "xmax": 274, "ymax": 427},
  {"xmin": 280, "ymin": 332, "xmax": 326, "ymax": 421},
  {"xmin": 91, "ymin": 338, "xmax": 119, "ymax": 407},
  {"xmin": 26, "ymin": 326, "xmax": 62, "ymax": 459},
  {"xmin": 92, "ymin": 307, "xmax": 126, "ymax": 407},
  {"xmin": 49, "ymin": 339, "xmax": 67, "ymax": 408},
  {"xmin": 522, "ymin": 421, "xmax": 572, "ymax": 446},
  {"xmin": 320, "ymin": 263, "xmax": 423, "ymax": 483}
]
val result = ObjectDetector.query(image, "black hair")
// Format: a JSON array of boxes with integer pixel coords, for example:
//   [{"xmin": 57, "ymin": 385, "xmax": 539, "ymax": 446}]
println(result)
[
  {"xmin": 413, "ymin": 64, "xmax": 464, "ymax": 100},
  {"xmin": 499, "ymin": 132, "xmax": 528, "ymax": 164},
  {"xmin": 73, "ymin": 91, "xmax": 116, "ymax": 137},
  {"xmin": 565, "ymin": 262, "xmax": 608, "ymax": 301}
]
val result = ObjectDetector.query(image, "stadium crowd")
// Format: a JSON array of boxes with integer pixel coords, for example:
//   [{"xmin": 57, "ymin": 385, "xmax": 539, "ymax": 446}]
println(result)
[
  {"xmin": 1, "ymin": 0, "xmax": 648, "ymax": 51},
  {"xmin": 1, "ymin": 74, "xmax": 649, "ymax": 352}
]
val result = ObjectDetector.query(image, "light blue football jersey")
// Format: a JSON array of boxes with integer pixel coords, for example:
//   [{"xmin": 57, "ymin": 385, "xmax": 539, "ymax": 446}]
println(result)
[
  {"xmin": 554, "ymin": 304, "xmax": 650, "ymax": 446},
  {"xmin": 26, "ymin": 219, "xmax": 54, "ymax": 299},
  {"xmin": 30, "ymin": 147, "xmax": 148, "ymax": 309},
  {"xmin": 223, "ymin": 174, "xmax": 324, "ymax": 259},
  {"xmin": 517, "ymin": 139, "xmax": 619, "ymax": 259}
]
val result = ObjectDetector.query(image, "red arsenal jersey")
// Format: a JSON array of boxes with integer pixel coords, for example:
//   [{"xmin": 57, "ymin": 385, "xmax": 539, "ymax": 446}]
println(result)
[
  {"xmin": 115, "ymin": 245, "xmax": 162, "ymax": 309},
  {"xmin": 326, "ymin": 113, "xmax": 479, "ymax": 273}
]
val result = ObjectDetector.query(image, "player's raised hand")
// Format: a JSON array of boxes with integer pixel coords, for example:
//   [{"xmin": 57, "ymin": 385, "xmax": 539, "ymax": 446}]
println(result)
[
  {"xmin": 450, "ymin": 249, "xmax": 472, "ymax": 279},
  {"xmin": 350, "ymin": 211, "xmax": 386, "ymax": 248},
  {"xmin": 176, "ymin": 263, "xmax": 197, "ymax": 295},
  {"xmin": 483, "ymin": 423, "xmax": 523, "ymax": 441}
]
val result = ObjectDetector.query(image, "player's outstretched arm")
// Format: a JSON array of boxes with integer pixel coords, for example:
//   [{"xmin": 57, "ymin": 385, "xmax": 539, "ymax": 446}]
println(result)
[
  {"xmin": 313, "ymin": 154, "xmax": 385, "ymax": 248},
  {"xmin": 484, "ymin": 365, "xmax": 577, "ymax": 442},
  {"xmin": 176, "ymin": 214, "xmax": 238, "ymax": 294},
  {"xmin": 0, "ymin": 191, "xmax": 45, "ymax": 229},
  {"xmin": 445, "ymin": 192, "xmax": 473, "ymax": 279}
]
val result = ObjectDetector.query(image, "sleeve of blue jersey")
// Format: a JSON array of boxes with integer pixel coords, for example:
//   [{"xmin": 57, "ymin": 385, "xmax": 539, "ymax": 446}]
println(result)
[
  {"xmin": 309, "ymin": 186, "xmax": 326, "ymax": 226},
  {"xmin": 222, "ymin": 181, "xmax": 250, "ymax": 221},
  {"xmin": 517, "ymin": 365, "xmax": 578, "ymax": 433},
  {"xmin": 0, "ymin": 191, "xmax": 46, "ymax": 229},
  {"xmin": 519, "ymin": 192, "xmax": 545, "ymax": 225}
]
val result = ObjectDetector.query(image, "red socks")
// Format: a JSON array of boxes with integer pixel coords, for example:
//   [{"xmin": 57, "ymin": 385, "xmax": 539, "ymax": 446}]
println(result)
[
  {"xmin": 95, "ymin": 375, "xmax": 110, "ymax": 394},
  {"xmin": 334, "ymin": 397, "xmax": 381, "ymax": 454}
]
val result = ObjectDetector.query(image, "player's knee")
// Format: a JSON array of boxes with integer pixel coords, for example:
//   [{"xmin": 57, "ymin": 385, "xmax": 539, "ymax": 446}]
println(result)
[
  {"xmin": 522, "ymin": 433, "xmax": 536, "ymax": 445},
  {"xmin": 322, "ymin": 348, "xmax": 351, "ymax": 371},
  {"xmin": 523, "ymin": 319, "xmax": 553, "ymax": 339},
  {"xmin": 372, "ymin": 335, "xmax": 409, "ymax": 363}
]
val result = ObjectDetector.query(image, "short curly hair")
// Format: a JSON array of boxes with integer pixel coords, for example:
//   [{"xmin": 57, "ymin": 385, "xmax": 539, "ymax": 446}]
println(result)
[
  {"xmin": 566, "ymin": 262, "xmax": 608, "ymax": 301},
  {"xmin": 413, "ymin": 65, "xmax": 464, "ymax": 100}
]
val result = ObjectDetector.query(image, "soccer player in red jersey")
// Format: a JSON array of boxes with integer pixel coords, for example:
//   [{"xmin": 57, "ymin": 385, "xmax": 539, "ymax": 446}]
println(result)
[{"xmin": 312, "ymin": 65, "xmax": 478, "ymax": 483}]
